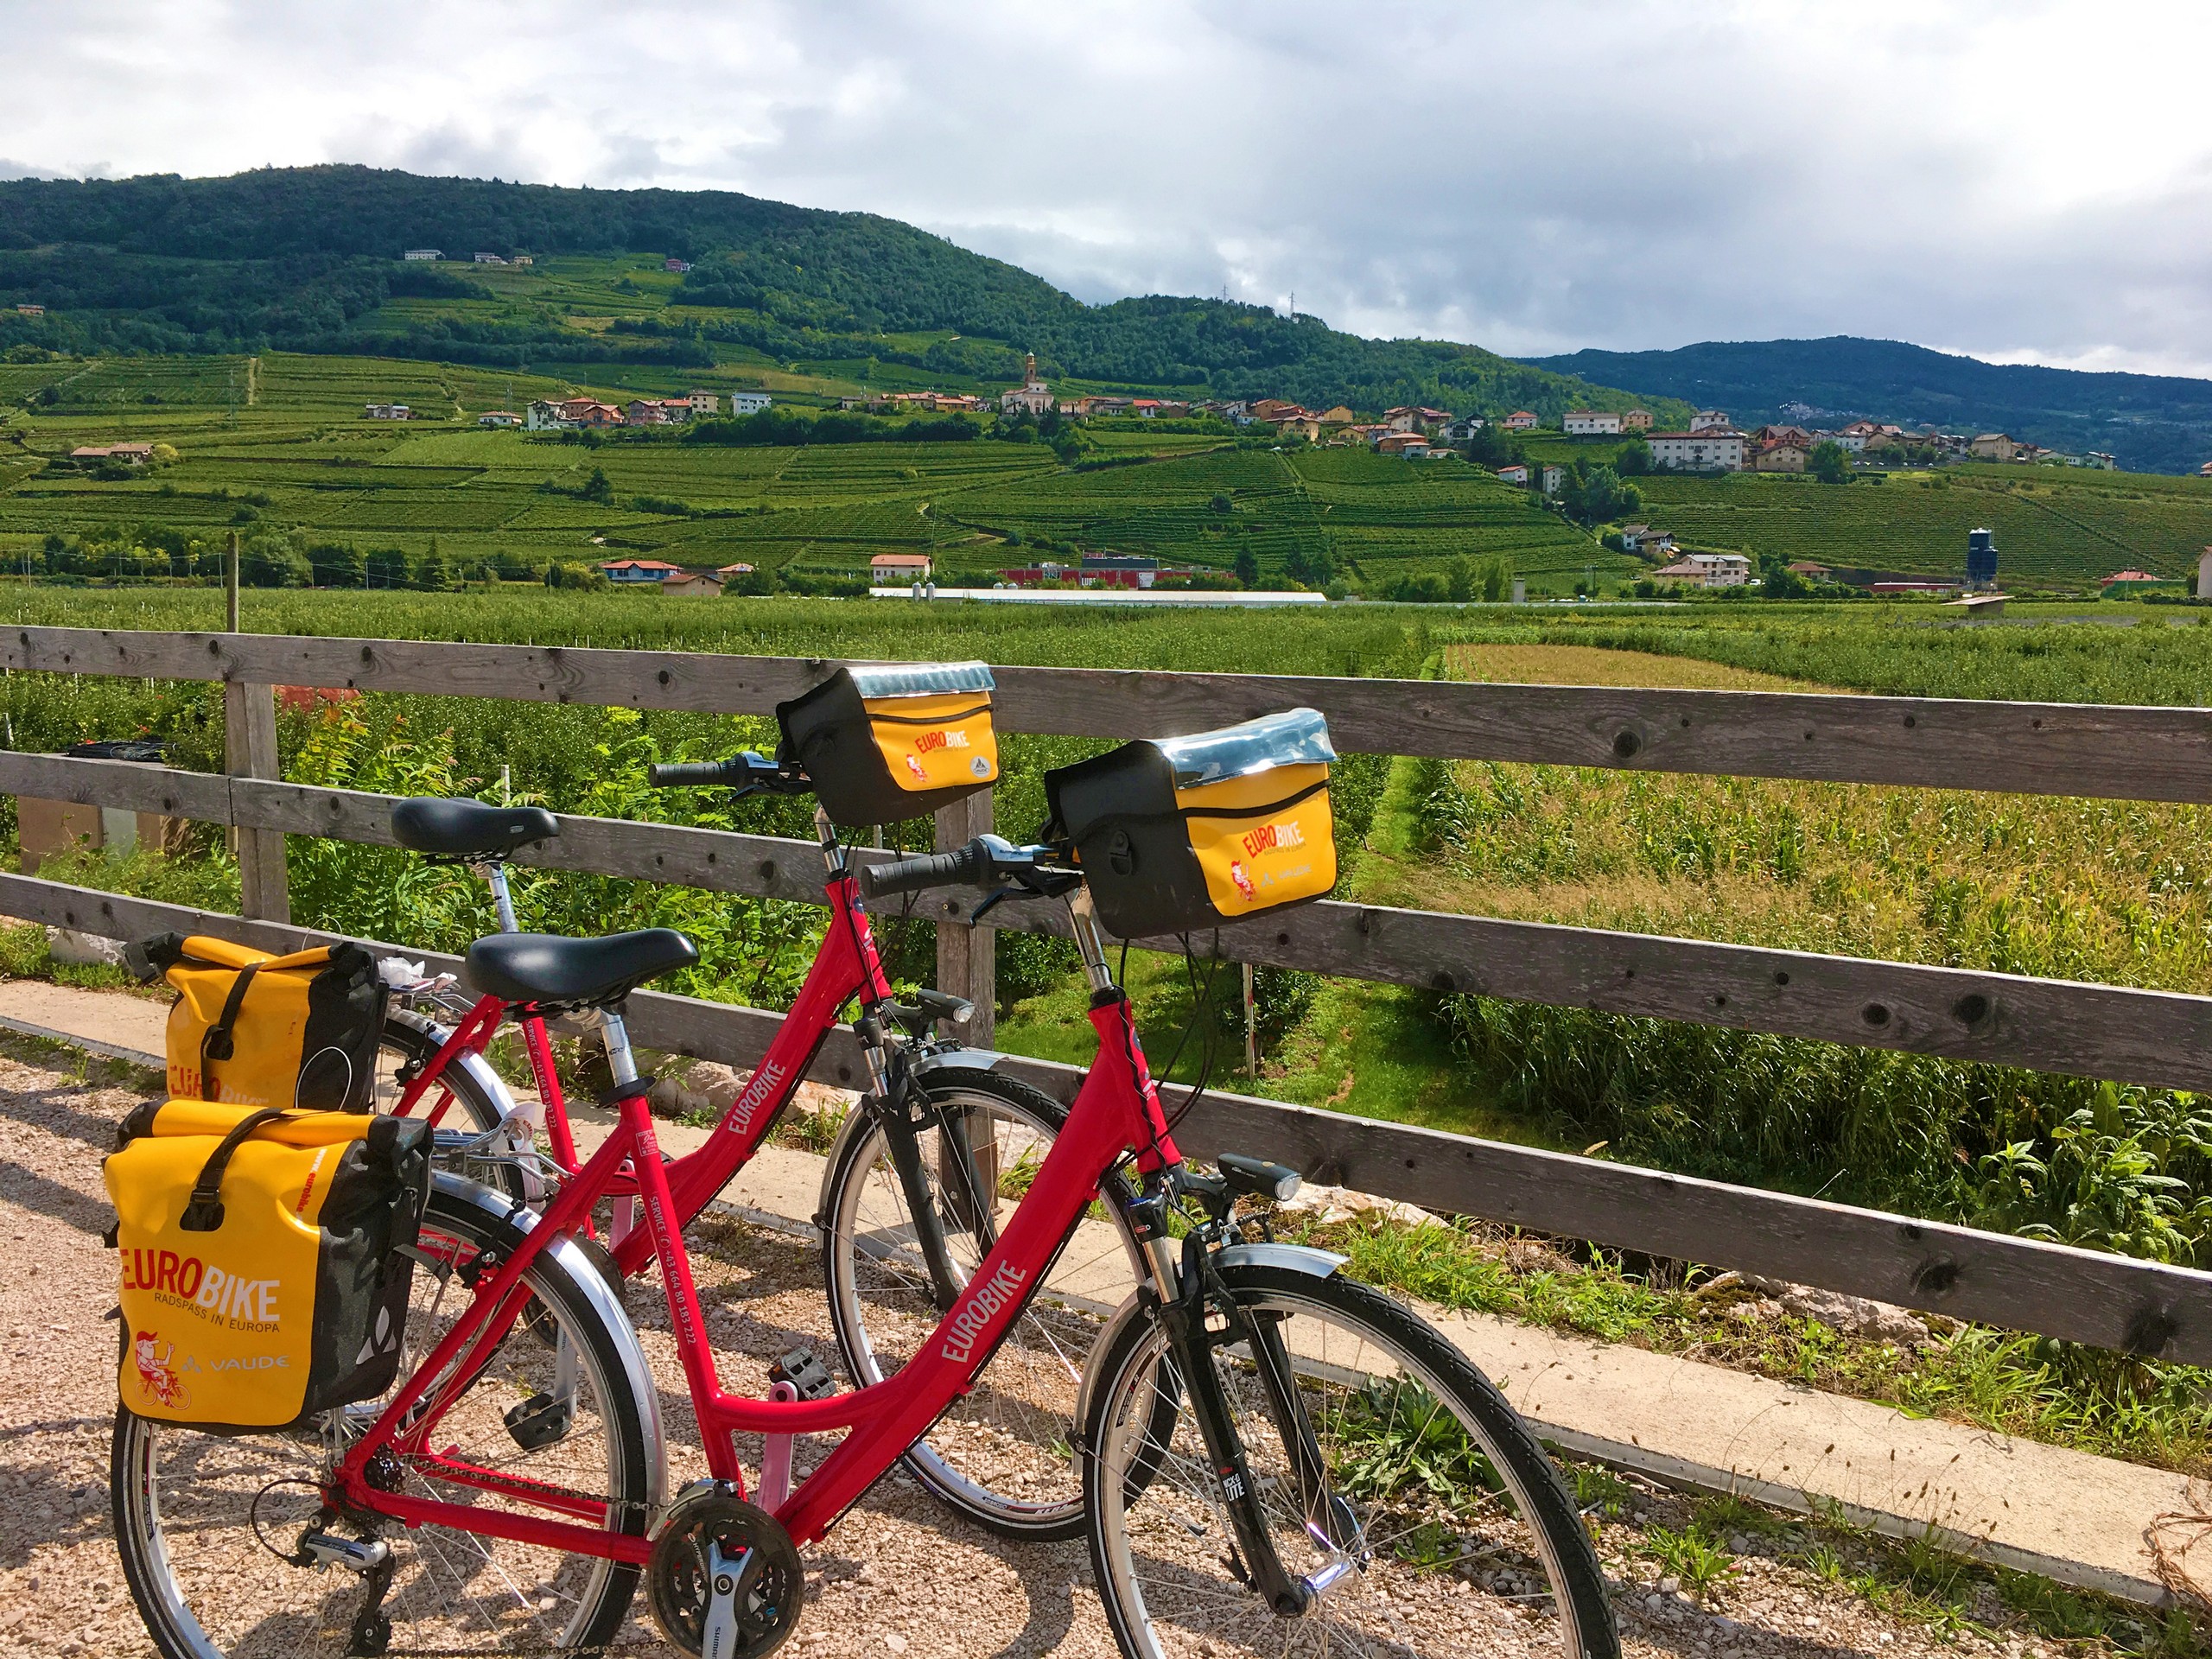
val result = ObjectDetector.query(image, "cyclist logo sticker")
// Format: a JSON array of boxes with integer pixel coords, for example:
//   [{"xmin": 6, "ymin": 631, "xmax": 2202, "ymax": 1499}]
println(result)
[{"xmin": 132, "ymin": 1331, "xmax": 189, "ymax": 1411}]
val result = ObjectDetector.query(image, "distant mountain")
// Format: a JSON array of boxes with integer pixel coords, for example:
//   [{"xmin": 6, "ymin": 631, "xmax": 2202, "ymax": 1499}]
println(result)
[
  {"xmin": 1518, "ymin": 337, "xmax": 2212, "ymax": 474},
  {"xmin": 0, "ymin": 165, "xmax": 1677, "ymax": 421}
]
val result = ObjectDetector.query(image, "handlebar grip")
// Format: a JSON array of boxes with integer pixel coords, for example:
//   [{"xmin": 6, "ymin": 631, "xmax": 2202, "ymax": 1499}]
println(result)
[
  {"xmin": 857, "ymin": 842, "xmax": 986, "ymax": 900},
  {"xmin": 648, "ymin": 759, "xmax": 747, "ymax": 789}
]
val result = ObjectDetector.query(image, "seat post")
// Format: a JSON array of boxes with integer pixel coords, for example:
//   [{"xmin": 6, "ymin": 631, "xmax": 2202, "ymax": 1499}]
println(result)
[
  {"xmin": 482, "ymin": 862, "xmax": 519, "ymax": 932},
  {"xmin": 600, "ymin": 1009, "xmax": 640, "ymax": 1089}
]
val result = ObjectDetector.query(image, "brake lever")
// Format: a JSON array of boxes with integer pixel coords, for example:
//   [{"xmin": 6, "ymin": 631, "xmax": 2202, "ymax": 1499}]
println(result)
[{"xmin": 969, "ymin": 886, "xmax": 1015, "ymax": 924}]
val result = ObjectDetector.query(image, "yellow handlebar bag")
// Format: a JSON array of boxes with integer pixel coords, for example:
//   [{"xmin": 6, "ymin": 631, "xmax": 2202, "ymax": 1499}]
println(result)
[
  {"xmin": 142, "ymin": 933, "xmax": 386, "ymax": 1113},
  {"xmin": 778, "ymin": 661, "xmax": 999, "ymax": 827},
  {"xmin": 1045, "ymin": 709, "xmax": 1339, "ymax": 939},
  {"xmin": 105, "ymin": 1099, "xmax": 430, "ymax": 1431}
]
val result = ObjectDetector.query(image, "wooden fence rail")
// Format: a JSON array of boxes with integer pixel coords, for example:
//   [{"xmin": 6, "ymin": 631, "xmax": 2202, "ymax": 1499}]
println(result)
[{"xmin": 8, "ymin": 626, "xmax": 2212, "ymax": 1366}]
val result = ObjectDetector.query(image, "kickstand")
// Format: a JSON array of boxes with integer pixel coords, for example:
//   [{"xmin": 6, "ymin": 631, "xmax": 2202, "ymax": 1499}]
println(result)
[{"xmin": 759, "ymin": 1379, "xmax": 800, "ymax": 1510}]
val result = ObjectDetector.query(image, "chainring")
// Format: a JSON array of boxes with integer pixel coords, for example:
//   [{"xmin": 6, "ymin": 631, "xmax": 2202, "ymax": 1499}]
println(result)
[{"xmin": 646, "ymin": 1485, "xmax": 804, "ymax": 1659}]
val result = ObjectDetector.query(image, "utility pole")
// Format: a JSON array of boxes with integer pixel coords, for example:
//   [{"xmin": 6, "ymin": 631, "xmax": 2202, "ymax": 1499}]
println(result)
[{"xmin": 225, "ymin": 530, "xmax": 240, "ymax": 632}]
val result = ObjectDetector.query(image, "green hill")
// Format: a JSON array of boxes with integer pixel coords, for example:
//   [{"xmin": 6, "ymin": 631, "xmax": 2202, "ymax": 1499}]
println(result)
[
  {"xmin": 0, "ymin": 166, "xmax": 1678, "ymax": 422},
  {"xmin": 1521, "ymin": 337, "xmax": 2212, "ymax": 475}
]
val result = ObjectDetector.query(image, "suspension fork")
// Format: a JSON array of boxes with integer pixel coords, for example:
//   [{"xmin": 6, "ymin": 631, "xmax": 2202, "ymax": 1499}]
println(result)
[
  {"xmin": 1148, "ymin": 1225, "xmax": 1353, "ymax": 1616},
  {"xmin": 862, "ymin": 1034, "xmax": 968, "ymax": 1313}
]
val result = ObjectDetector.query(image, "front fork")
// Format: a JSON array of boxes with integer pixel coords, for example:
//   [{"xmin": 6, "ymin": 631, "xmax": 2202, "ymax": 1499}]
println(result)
[{"xmin": 1141, "ymin": 1208, "xmax": 1357, "ymax": 1618}]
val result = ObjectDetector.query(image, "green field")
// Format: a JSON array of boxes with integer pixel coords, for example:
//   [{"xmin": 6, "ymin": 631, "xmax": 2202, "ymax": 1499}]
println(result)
[
  {"xmin": 0, "ymin": 351, "xmax": 1624, "ymax": 588},
  {"xmin": 1639, "ymin": 467, "xmax": 2212, "ymax": 583}
]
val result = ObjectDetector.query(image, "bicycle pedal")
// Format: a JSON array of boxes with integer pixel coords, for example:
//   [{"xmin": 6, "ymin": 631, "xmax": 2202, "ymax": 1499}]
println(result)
[
  {"xmin": 768, "ymin": 1346, "xmax": 837, "ymax": 1402},
  {"xmin": 504, "ymin": 1391, "xmax": 574, "ymax": 1450}
]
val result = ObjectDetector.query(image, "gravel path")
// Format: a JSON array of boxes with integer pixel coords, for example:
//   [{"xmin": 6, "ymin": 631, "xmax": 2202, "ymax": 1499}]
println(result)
[{"xmin": 0, "ymin": 1044, "xmax": 2145, "ymax": 1658}]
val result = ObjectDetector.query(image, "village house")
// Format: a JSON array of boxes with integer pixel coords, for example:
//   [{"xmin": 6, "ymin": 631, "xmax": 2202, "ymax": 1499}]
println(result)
[
  {"xmin": 1541, "ymin": 465, "xmax": 1565, "ymax": 496},
  {"xmin": 716, "ymin": 563, "xmax": 756, "ymax": 580},
  {"xmin": 1969, "ymin": 433, "xmax": 2018, "ymax": 461},
  {"xmin": 1249, "ymin": 399, "xmax": 1305, "ymax": 423},
  {"xmin": 1496, "ymin": 464, "xmax": 1529, "ymax": 484},
  {"xmin": 1751, "ymin": 424, "xmax": 1813, "ymax": 448},
  {"xmin": 511, "ymin": 255, "xmax": 533, "ymax": 267},
  {"xmin": 1001, "ymin": 353, "xmax": 1054, "ymax": 417},
  {"xmin": 1787, "ymin": 562, "xmax": 1834, "ymax": 580},
  {"xmin": 2100, "ymin": 569, "xmax": 2166, "ymax": 592},
  {"xmin": 1618, "ymin": 524, "xmax": 1675, "ymax": 556},
  {"xmin": 16, "ymin": 303, "xmax": 44, "ymax": 317},
  {"xmin": 1647, "ymin": 429, "xmax": 1746, "ymax": 473},
  {"xmin": 363, "ymin": 403, "xmax": 411, "ymax": 421},
  {"xmin": 475, "ymin": 410, "xmax": 523, "ymax": 428},
  {"xmin": 1381, "ymin": 405, "xmax": 1449, "ymax": 432},
  {"xmin": 69, "ymin": 443, "xmax": 155, "ymax": 465},
  {"xmin": 1621, "ymin": 409, "xmax": 1653, "ymax": 430},
  {"xmin": 1562, "ymin": 410, "xmax": 1622, "ymax": 435},
  {"xmin": 686, "ymin": 391, "xmax": 721, "ymax": 416},
  {"xmin": 1688, "ymin": 410, "xmax": 1733, "ymax": 433},
  {"xmin": 474, "ymin": 252, "xmax": 506, "ymax": 265},
  {"xmin": 729, "ymin": 391, "xmax": 772, "ymax": 416},
  {"xmin": 872, "ymin": 552, "xmax": 935, "ymax": 586},
  {"xmin": 1503, "ymin": 410, "xmax": 1539, "ymax": 431},
  {"xmin": 1654, "ymin": 551, "xmax": 1752, "ymax": 588},
  {"xmin": 1751, "ymin": 440, "xmax": 1808, "ymax": 473},
  {"xmin": 601, "ymin": 558, "xmax": 690, "ymax": 587},
  {"xmin": 402, "ymin": 249, "xmax": 441, "ymax": 261},
  {"xmin": 663, "ymin": 570, "xmax": 723, "ymax": 597},
  {"xmin": 1317, "ymin": 405, "xmax": 1358, "ymax": 427},
  {"xmin": 1375, "ymin": 432, "xmax": 1431, "ymax": 457},
  {"xmin": 1440, "ymin": 416, "xmax": 1486, "ymax": 442},
  {"xmin": 663, "ymin": 257, "xmax": 692, "ymax": 273}
]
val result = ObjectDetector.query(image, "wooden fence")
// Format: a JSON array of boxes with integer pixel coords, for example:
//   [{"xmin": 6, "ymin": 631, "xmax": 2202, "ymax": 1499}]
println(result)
[{"xmin": 10, "ymin": 624, "xmax": 2212, "ymax": 1365}]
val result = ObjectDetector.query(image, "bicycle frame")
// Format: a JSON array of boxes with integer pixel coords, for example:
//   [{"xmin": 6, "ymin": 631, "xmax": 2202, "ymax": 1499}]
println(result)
[
  {"xmin": 334, "ymin": 963, "xmax": 1181, "ymax": 1557},
  {"xmin": 390, "ymin": 827, "xmax": 896, "ymax": 1267}
]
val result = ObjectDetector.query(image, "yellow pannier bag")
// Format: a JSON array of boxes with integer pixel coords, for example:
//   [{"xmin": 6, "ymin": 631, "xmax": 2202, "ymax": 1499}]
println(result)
[
  {"xmin": 105, "ymin": 1099, "xmax": 430, "ymax": 1430},
  {"xmin": 1045, "ymin": 708, "xmax": 1338, "ymax": 938},
  {"xmin": 777, "ymin": 661, "xmax": 999, "ymax": 827},
  {"xmin": 139, "ymin": 933, "xmax": 385, "ymax": 1112}
]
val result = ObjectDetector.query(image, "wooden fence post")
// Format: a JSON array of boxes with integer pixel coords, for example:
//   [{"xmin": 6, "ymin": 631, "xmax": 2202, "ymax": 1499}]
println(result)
[
  {"xmin": 932, "ymin": 790, "xmax": 995, "ymax": 1044},
  {"xmin": 224, "ymin": 680, "xmax": 289, "ymax": 923}
]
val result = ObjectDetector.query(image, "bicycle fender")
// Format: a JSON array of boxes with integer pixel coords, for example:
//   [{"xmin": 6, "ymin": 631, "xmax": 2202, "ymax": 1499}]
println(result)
[
  {"xmin": 1214, "ymin": 1242, "xmax": 1348, "ymax": 1279},
  {"xmin": 908, "ymin": 1046, "xmax": 1008, "ymax": 1079},
  {"xmin": 429, "ymin": 1171, "xmax": 668, "ymax": 1518}
]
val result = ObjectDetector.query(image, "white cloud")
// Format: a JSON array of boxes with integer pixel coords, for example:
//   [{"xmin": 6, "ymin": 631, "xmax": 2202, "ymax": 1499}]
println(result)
[{"xmin": 3, "ymin": 0, "xmax": 2209, "ymax": 375}]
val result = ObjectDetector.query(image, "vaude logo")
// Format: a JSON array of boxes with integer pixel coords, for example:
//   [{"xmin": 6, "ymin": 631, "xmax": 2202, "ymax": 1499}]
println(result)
[
  {"xmin": 725, "ymin": 1058, "xmax": 788, "ymax": 1135},
  {"xmin": 940, "ymin": 1261, "xmax": 1029, "ymax": 1363}
]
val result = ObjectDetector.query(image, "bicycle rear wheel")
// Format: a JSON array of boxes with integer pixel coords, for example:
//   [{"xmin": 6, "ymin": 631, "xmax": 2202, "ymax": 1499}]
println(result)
[
  {"xmin": 821, "ymin": 1069, "xmax": 1145, "ymax": 1541},
  {"xmin": 112, "ymin": 1179, "xmax": 655, "ymax": 1658},
  {"xmin": 374, "ymin": 1006, "xmax": 512, "ymax": 1134},
  {"xmin": 1084, "ymin": 1262, "xmax": 1618, "ymax": 1659}
]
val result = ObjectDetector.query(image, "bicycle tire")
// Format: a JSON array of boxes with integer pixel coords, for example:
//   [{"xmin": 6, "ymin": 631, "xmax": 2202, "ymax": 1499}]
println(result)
[
  {"xmin": 375, "ymin": 1006, "xmax": 512, "ymax": 1134},
  {"xmin": 819, "ymin": 1067, "xmax": 1147, "ymax": 1541},
  {"xmin": 112, "ymin": 1179, "xmax": 654, "ymax": 1658},
  {"xmin": 1083, "ymin": 1262, "xmax": 1619, "ymax": 1659}
]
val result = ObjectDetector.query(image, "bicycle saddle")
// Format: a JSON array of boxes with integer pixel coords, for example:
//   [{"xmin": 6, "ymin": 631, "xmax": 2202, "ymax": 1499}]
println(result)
[
  {"xmin": 391, "ymin": 798, "xmax": 560, "ymax": 859},
  {"xmin": 461, "ymin": 929, "xmax": 699, "ymax": 1007}
]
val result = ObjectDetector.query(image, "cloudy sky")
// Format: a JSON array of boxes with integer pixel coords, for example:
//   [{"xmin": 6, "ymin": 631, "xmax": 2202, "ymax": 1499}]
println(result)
[{"xmin": 5, "ymin": 2, "xmax": 2209, "ymax": 376}]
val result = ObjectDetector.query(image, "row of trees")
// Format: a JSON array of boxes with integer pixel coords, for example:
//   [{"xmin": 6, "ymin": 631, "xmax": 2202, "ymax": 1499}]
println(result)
[{"xmin": 21, "ymin": 526, "xmax": 611, "ymax": 593}]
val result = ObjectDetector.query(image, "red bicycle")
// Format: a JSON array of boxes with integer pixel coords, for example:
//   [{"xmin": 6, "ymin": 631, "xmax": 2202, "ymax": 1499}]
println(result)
[
  {"xmin": 370, "ymin": 766, "xmax": 1144, "ymax": 1541},
  {"xmin": 112, "ymin": 734, "xmax": 1616, "ymax": 1659}
]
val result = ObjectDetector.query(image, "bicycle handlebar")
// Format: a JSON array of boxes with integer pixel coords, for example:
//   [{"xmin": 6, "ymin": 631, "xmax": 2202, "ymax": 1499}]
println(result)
[
  {"xmin": 647, "ymin": 752, "xmax": 810, "ymax": 794},
  {"xmin": 859, "ymin": 842, "xmax": 991, "ymax": 899},
  {"xmin": 857, "ymin": 835, "xmax": 1070, "ymax": 901}
]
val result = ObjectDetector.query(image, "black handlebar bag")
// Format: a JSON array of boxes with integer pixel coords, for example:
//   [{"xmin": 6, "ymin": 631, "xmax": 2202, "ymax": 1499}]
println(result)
[
  {"xmin": 1046, "ymin": 708, "xmax": 1338, "ymax": 939},
  {"xmin": 777, "ymin": 661, "xmax": 1000, "ymax": 827}
]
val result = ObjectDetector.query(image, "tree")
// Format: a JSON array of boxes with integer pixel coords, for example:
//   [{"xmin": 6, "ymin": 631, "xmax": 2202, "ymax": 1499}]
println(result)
[
  {"xmin": 1446, "ymin": 556, "xmax": 1475, "ymax": 603},
  {"xmin": 1758, "ymin": 550, "xmax": 1811, "ymax": 598},
  {"xmin": 308, "ymin": 540, "xmax": 364, "ymax": 587},
  {"xmin": 579, "ymin": 466, "xmax": 615, "ymax": 504},
  {"xmin": 1233, "ymin": 546, "xmax": 1260, "ymax": 588},
  {"xmin": 1808, "ymin": 441, "xmax": 1853, "ymax": 484},
  {"xmin": 1615, "ymin": 435, "xmax": 1650, "ymax": 475},
  {"xmin": 1560, "ymin": 461, "xmax": 1641, "ymax": 527},
  {"xmin": 416, "ymin": 538, "xmax": 454, "ymax": 592},
  {"xmin": 366, "ymin": 545, "xmax": 409, "ymax": 588},
  {"xmin": 1282, "ymin": 543, "xmax": 1335, "ymax": 588},
  {"xmin": 1478, "ymin": 556, "xmax": 1510, "ymax": 603}
]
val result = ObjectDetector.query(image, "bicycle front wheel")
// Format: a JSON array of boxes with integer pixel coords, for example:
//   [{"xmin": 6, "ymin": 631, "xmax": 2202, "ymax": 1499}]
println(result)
[
  {"xmin": 112, "ymin": 1179, "xmax": 654, "ymax": 1658},
  {"xmin": 821, "ymin": 1069, "xmax": 1146, "ymax": 1541},
  {"xmin": 1084, "ymin": 1262, "xmax": 1618, "ymax": 1659}
]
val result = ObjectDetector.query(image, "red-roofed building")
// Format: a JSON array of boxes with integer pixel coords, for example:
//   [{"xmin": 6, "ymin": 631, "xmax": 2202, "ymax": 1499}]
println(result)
[{"xmin": 1503, "ymin": 410, "xmax": 1538, "ymax": 431}]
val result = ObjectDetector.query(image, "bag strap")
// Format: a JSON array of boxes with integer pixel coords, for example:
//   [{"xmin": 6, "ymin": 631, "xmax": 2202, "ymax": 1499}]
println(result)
[
  {"xmin": 200, "ymin": 961, "xmax": 262, "ymax": 1066},
  {"xmin": 179, "ymin": 1108, "xmax": 296, "ymax": 1233}
]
